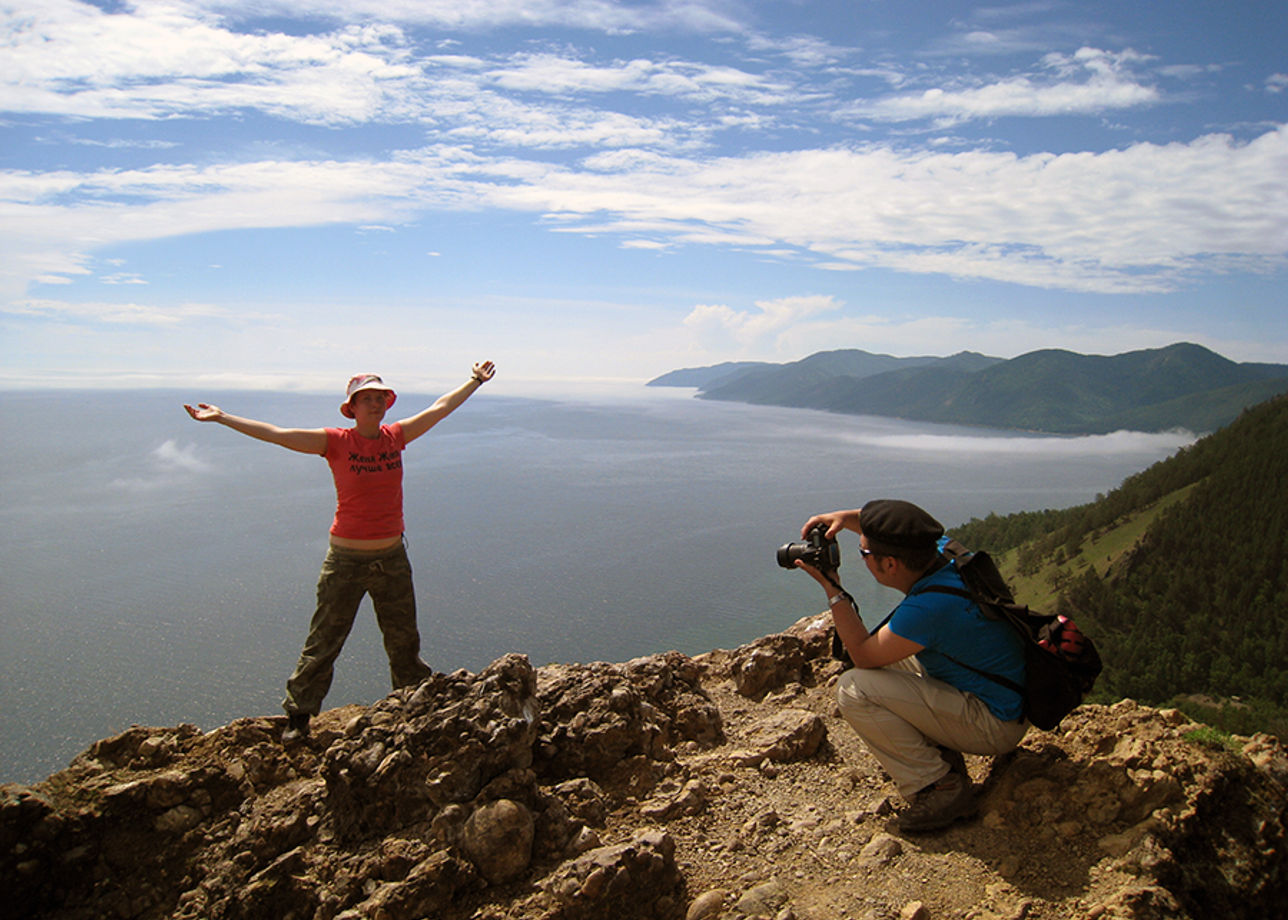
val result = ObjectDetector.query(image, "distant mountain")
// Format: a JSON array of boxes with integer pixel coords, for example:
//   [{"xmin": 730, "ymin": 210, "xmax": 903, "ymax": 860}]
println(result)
[
  {"xmin": 646, "ymin": 361, "xmax": 771, "ymax": 389},
  {"xmin": 698, "ymin": 349, "xmax": 1001, "ymax": 407},
  {"xmin": 649, "ymin": 343, "xmax": 1288, "ymax": 434}
]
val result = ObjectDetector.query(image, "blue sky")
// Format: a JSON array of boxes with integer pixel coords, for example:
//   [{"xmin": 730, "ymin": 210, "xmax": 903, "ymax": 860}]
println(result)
[{"xmin": 2, "ymin": 0, "xmax": 1286, "ymax": 394}]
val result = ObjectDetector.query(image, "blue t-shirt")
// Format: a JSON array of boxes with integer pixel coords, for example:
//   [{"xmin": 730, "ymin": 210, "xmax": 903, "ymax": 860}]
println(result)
[{"xmin": 885, "ymin": 563, "xmax": 1026, "ymax": 721}]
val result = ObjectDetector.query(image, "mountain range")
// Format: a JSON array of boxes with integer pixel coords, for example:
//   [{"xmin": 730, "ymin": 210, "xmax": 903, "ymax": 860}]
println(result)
[{"xmin": 648, "ymin": 342, "xmax": 1288, "ymax": 434}]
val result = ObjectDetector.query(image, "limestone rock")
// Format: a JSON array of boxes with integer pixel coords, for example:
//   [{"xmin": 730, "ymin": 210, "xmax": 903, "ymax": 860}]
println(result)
[
  {"xmin": 540, "ymin": 830, "xmax": 684, "ymax": 920},
  {"xmin": 323, "ymin": 653, "xmax": 540, "ymax": 842},
  {"xmin": 535, "ymin": 652, "xmax": 724, "ymax": 782},
  {"xmin": 858, "ymin": 833, "xmax": 903, "ymax": 867},
  {"xmin": 685, "ymin": 887, "xmax": 727, "ymax": 920},
  {"xmin": 899, "ymin": 902, "xmax": 928, "ymax": 920},
  {"xmin": 4, "ymin": 619, "xmax": 1288, "ymax": 920},
  {"xmin": 730, "ymin": 878, "xmax": 789, "ymax": 918},
  {"xmin": 641, "ymin": 778, "xmax": 708, "ymax": 821},
  {"xmin": 462, "ymin": 798, "xmax": 535, "ymax": 883},
  {"xmin": 738, "ymin": 709, "xmax": 826, "ymax": 764},
  {"xmin": 729, "ymin": 635, "xmax": 808, "ymax": 699}
]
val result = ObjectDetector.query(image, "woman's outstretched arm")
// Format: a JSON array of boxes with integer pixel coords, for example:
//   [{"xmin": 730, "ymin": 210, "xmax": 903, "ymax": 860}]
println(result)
[{"xmin": 184, "ymin": 403, "xmax": 328, "ymax": 455}]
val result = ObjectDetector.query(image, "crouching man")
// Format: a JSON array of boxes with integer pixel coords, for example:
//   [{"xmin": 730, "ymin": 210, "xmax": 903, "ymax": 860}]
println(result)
[{"xmin": 794, "ymin": 500, "xmax": 1028, "ymax": 832}]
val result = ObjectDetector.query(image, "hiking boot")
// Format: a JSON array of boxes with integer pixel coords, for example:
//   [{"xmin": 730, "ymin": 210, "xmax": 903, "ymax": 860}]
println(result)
[
  {"xmin": 896, "ymin": 770, "xmax": 977, "ymax": 833},
  {"xmin": 282, "ymin": 713, "xmax": 311, "ymax": 744}
]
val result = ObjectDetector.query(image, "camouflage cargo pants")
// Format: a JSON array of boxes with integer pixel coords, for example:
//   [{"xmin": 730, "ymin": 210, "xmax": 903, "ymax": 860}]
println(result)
[{"xmin": 282, "ymin": 540, "xmax": 433, "ymax": 716}]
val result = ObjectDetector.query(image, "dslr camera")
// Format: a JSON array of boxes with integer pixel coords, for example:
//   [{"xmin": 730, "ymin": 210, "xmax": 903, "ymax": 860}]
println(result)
[{"xmin": 776, "ymin": 523, "xmax": 840, "ymax": 572}]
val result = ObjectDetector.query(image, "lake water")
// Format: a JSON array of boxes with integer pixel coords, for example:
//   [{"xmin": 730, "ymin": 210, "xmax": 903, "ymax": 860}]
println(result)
[{"xmin": 0, "ymin": 386, "xmax": 1194, "ymax": 783}]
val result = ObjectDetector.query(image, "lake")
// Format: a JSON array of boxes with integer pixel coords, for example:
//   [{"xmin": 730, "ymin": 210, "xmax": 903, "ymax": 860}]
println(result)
[{"xmin": 0, "ymin": 386, "xmax": 1193, "ymax": 783}]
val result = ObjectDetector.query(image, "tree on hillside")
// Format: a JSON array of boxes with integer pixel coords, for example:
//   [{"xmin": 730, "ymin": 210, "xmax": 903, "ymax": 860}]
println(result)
[{"xmin": 967, "ymin": 395, "xmax": 1288, "ymax": 736}]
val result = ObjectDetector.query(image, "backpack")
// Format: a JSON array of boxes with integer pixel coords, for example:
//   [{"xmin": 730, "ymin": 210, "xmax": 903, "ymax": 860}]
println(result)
[{"xmin": 914, "ymin": 539, "xmax": 1102, "ymax": 731}]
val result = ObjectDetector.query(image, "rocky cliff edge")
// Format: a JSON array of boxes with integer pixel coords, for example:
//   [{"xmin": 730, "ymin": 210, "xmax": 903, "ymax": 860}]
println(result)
[{"xmin": 4, "ymin": 615, "xmax": 1287, "ymax": 920}]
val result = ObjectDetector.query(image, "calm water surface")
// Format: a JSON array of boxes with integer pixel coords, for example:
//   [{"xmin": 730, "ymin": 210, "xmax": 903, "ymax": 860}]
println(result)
[{"xmin": 0, "ymin": 387, "xmax": 1193, "ymax": 782}]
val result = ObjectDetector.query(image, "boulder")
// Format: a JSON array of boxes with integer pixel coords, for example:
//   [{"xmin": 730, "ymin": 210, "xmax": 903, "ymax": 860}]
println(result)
[
  {"xmin": 540, "ymin": 830, "xmax": 684, "ymax": 919},
  {"xmin": 462, "ymin": 798, "xmax": 535, "ymax": 883}
]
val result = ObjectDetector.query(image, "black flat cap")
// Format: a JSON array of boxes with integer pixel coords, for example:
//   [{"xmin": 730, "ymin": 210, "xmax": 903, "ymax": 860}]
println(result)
[{"xmin": 859, "ymin": 499, "xmax": 944, "ymax": 551}]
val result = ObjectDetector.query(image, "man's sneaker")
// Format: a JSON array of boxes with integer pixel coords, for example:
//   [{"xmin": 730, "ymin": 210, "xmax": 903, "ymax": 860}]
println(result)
[
  {"xmin": 896, "ymin": 770, "xmax": 977, "ymax": 833},
  {"xmin": 282, "ymin": 713, "xmax": 311, "ymax": 744}
]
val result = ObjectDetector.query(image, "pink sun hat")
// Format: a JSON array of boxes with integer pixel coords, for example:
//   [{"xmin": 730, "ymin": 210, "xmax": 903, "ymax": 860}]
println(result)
[{"xmin": 340, "ymin": 374, "xmax": 397, "ymax": 418}]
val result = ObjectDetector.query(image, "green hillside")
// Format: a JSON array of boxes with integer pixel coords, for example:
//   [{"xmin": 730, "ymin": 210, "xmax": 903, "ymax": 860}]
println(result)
[
  {"xmin": 695, "ymin": 348, "xmax": 959, "ymax": 405},
  {"xmin": 657, "ymin": 342, "xmax": 1288, "ymax": 434},
  {"xmin": 646, "ymin": 360, "xmax": 770, "ymax": 388},
  {"xmin": 917, "ymin": 343, "xmax": 1288, "ymax": 432},
  {"xmin": 949, "ymin": 393, "xmax": 1288, "ymax": 738}
]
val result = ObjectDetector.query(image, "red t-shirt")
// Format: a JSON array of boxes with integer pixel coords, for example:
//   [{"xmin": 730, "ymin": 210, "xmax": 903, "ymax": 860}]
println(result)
[{"xmin": 324, "ymin": 424, "xmax": 407, "ymax": 540}]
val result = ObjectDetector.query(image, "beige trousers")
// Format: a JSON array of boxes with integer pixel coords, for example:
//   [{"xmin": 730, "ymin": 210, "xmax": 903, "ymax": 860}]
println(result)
[{"xmin": 836, "ymin": 657, "xmax": 1029, "ymax": 798}]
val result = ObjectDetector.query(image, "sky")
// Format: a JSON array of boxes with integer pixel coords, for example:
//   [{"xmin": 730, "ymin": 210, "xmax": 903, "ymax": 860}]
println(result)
[{"xmin": 2, "ymin": 0, "xmax": 1286, "ymax": 395}]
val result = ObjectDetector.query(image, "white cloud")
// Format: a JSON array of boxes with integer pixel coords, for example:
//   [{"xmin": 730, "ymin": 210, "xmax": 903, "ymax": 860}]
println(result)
[
  {"xmin": 856, "ymin": 48, "xmax": 1158, "ymax": 124},
  {"xmin": 181, "ymin": 0, "xmax": 747, "ymax": 34},
  {"xmin": 0, "ymin": 3, "xmax": 781, "ymax": 148},
  {"xmin": 4, "ymin": 123, "xmax": 1286, "ymax": 300},
  {"xmin": 1, "ymin": 0, "xmax": 1285, "ymax": 382},
  {"xmin": 8, "ymin": 12, "xmax": 737, "ymax": 151},
  {"xmin": 485, "ymin": 53, "xmax": 791, "ymax": 105},
  {"xmin": 152, "ymin": 438, "xmax": 213, "ymax": 473},
  {"xmin": 5, "ymin": 298, "xmax": 240, "ymax": 326},
  {"xmin": 745, "ymin": 33, "xmax": 851, "ymax": 68},
  {"xmin": 1, "ymin": 2, "xmax": 425, "ymax": 124},
  {"xmin": 444, "ymin": 94, "xmax": 691, "ymax": 150},
  {"xmin": 109, "ymin": 438, "xmax": 213, "ymax": 491},
  {"xmin": 0, "ymin": 153, "xmax": 490, "ymax": 295},
  {"xmin": 55, "ymin": 135, "xmax": 181, "ymax": 151},
  {"xmin": 683, "ymin": 295, "xmax": 841, "ymax": 350},
  {"xmin": 480, "ymin": 126, "xmax": 1288, "ymax": 293}
]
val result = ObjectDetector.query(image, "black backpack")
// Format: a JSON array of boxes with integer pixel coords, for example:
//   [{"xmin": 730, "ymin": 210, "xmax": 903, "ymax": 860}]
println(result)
[{"xmin": 913, "ymin": 539, "xmax": 1102, "ymax": 731}]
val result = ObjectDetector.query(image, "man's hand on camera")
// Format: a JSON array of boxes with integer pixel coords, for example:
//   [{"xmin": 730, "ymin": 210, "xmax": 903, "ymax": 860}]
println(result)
[
  {"xmin": 800, "ymin": 509, "xmax": 857, "ymax": 540},
  {"xmin": 794, "ymin": 559, "xmax": 837, "ymax": 589}
]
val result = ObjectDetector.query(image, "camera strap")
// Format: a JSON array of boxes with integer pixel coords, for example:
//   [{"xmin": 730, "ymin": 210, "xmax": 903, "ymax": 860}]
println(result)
[{"xmin": 817, "ymin": 568, "xmax": 857, "ymax": 612}]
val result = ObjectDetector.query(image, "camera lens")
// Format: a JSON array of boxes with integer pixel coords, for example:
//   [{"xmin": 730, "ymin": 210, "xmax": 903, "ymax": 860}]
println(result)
[{"xmin": 776, "ymin": 542, "xmax": 806, "ymax": 568}]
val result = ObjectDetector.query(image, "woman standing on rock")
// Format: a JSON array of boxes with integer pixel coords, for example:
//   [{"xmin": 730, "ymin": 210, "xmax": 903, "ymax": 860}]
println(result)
[{"xmin": 184, "ymin": 361, "xmax": 496, "ymax": 743}]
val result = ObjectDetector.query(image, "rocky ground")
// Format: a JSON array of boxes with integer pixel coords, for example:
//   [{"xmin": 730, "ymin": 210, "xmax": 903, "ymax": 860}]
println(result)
[{"xmin": 4, "ymin": 613, "xmax": 1287, "ymax": 920}]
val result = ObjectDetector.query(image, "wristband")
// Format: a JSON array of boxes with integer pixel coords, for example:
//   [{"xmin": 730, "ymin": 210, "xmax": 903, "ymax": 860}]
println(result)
[
  {"xmin": 828, "ymin": 592, "xmax": 849, "ymax": 607},
  {"xmin": 470, "ymin": 375, "xmax": 485, "ymax": 385}
]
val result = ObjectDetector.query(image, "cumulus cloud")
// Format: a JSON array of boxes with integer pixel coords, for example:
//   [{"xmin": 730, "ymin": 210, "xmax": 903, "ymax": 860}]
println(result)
[{"xmin": 683, "ymin": 295, "xmax": 841, "ymax": 349}]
